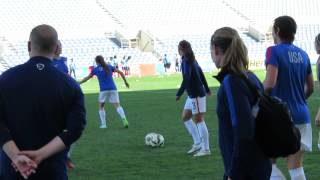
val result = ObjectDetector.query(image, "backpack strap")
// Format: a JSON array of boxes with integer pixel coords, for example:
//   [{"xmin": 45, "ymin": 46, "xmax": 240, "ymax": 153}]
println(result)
[{"xmin": 239, "ymin": 74, "xmax": 262, "ymax": 99}]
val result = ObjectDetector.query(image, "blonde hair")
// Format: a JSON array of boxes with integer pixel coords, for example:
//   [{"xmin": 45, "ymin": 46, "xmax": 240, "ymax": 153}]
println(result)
[{"xmin": 211, "ymin": 27, "xmax": 249, "ymax": 76}]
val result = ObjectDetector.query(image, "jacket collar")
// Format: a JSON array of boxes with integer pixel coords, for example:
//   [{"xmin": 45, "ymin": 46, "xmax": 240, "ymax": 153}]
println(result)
[{"xmin": 29, "ymin": 56, "xmax": 52, "ymax": 64}]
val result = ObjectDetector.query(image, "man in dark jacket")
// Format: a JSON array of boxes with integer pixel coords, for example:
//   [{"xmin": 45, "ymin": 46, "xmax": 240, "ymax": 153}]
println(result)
[{"xmin": 0, "ymin": 24, "xmax": 86, "ymax": 180}]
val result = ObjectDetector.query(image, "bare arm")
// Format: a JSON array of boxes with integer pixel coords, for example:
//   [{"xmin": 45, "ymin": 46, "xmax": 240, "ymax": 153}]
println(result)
[
  {"xmin": 3, "ymin": 140, "xmax": 20, "ymax": 161},
  {"xmin": 19, "ymin": 136, "xmax": 65, "ymax": 165},
  {"xmin": 3, "ymin": 141, "xmax": 37, "ymax": 178},
  {"xmin": 115, "ymin": 69, "xmax": 129, "ymax": 88},
  {"xmin": 78, "ymin": 74, "xmax": 93, "ymax": 84},
  {"xmin": 305, "ymin": 73, "xmax": 314, "ymax": 99},
  {"xmin": 263, "ymin": 64, "xmax": 278, "ymax": 95}
]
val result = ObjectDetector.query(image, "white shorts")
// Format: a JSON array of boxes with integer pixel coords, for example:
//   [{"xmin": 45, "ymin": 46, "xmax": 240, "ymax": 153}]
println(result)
[
  {"xmin": 98, "ymin": 90, "xmax": 120, "ymax": 103},
  {"xmin": 295, "ymin": 123, "xmax": 312, "ymax": 152},
  {"xmin": 184, "ymin": 96, "xmax": 206, "ymax": 115}
]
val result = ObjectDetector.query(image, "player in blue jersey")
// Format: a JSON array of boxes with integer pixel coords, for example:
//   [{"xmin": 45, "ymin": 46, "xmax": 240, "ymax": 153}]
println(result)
[
  {"xmin": 79, "ymin": 55, "xmax": 129, "ymax": 128},
  {"xmin": 51, "ymin": 40, "xmax": 76, "ymax": 170},
  {"xmin": 69, "ymin": 58, "xmax": 76, "ymax": 79},
  {"xmin": 52, "ymin": 41, "xmax": 68, "ymax": 74},
  {"xmin": 264, "ymin": 16, "xmax": 314, "ymax": 180},
  {"xmin": 211, "ymin": 27, "xmax": 271, "ymax": 180},
  {"xmin": 176, "ymin": 40, "xmax": 211, "ymax": 157}
]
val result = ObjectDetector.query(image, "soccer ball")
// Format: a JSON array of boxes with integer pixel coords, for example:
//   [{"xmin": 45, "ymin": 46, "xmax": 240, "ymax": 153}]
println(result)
[{"xmin": 145, "ymin": 133, "xmax": 164, "ymax": 147}]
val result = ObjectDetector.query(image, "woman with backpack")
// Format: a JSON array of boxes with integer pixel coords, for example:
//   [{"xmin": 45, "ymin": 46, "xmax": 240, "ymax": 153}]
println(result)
[
  {"xmin": 211, "ymin": 27, "xmax": 271, "ymax": 179},
  {"xmin": 264, "ymin": 16, "xmax": 314, "ymax": 180}
]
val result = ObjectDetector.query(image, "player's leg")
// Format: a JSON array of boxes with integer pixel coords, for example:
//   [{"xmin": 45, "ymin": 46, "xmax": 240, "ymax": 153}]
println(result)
[
  {"xmin": 183, "ymin": 97, "xmax": 201, "ymax": 154},
  {"xmin": 270, "ymin": 159, "xmax": 286, "ymax": 180},
  {"xmin": 287, "ymin": 151, "xmax": 305, "ymax": 180},
  {"xmin": 110, "ymin": 90, "xmax": 129, "ymax": 128},
  {"xmin": 98, "ymin": 91, "xmax": 107, "ymax": 128},
  {"xmin": 286, "ymin": 123, "xmax": 312, "ymax": 180},
  {"xmin": 192, "ymin": 96, "xmax": 210, "ymax": 157}
]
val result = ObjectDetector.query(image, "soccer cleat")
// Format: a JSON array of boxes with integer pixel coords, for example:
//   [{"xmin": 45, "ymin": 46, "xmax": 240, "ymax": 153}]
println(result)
[
  {"xmin": 66, "ymin": 158, "xmax": 75, "ymax": 170},
  {"xmin": 187, "ymin": 144, "xmax": 201, "ymax": 154},
  {"xmin": 99, "ymin": 124, "xmax": 107, "ymax": 129},
  {"xmin": 193, "ymin": 149, "xmax": 211, "ymax": 157},
  {"xmin": 122, "ymin": 118, "xmax": 129, "ymax": 128}
]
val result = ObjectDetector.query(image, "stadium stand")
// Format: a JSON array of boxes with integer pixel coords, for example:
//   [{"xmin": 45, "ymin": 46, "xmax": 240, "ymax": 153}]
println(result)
[{"xmin": 0, "ymin": 0, "xmax": 319, "ymax": 75}]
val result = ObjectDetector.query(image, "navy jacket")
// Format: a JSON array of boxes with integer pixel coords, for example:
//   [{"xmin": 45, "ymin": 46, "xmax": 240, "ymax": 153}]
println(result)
[
  {"xmin": 0, "ymin": 56, "xmax": 86, "ymax": 179},
  {"xmin": 215, "ymin": 71, "xmax": 271, "ymax": 179},
  {"xmin": 176, "ymin": 58, "xmax": 210, "ymax": 98}
]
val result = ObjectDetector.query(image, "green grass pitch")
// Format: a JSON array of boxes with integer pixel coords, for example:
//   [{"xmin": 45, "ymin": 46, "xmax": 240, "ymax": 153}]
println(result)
[{"xmin": 69, "ymin": 70, "xmax": 320, "ymax": 180}]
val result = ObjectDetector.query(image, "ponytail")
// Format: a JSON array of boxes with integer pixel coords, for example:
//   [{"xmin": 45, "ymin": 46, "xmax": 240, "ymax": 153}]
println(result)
[
  {"xmin": 222, "ymin": 35, "xmax": 248, "ymax": 75},
  {"xmin": 178, "ymin": 40, "xmax": 195, "ymax": 63},
  {"xmin": 211, "ymin": 27, "xmax": 249, "ymax": 76},
  {"xmin": 95, "ymin": 55, "xmax": 109, "ymax": 75}
]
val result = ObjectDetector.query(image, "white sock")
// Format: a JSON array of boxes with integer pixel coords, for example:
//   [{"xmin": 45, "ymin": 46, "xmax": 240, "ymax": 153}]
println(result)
[
  {"xmin": 197, "ymin": 121, "xmax": 209, "ymax": 151},
  {"xmin": 270, "ymin": 164, "xmax": 286, "ymax": 180},
  {"xmin": 116, "ymin": 106, "xmax": 126, "ymax": 120},
  {"xmin": 99, "ymin": 109, "xmax": 106, "ymax": 126},
  {"xmin": 68, "ymin": 143, "xmax": 76, "ymax": 158},
  {"xmin": 289, "ymin": 167, "xmax": 306, "ymax": 180},
  {"xmin": 184, "ymin": 119, "xmax": 201, "ymax": 145}
]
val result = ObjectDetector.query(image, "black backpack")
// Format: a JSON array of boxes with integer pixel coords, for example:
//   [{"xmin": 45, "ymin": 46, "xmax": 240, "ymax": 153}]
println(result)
[{"xmin": 241, "ymin": 76, "xmax": 301, "ymax": 158}]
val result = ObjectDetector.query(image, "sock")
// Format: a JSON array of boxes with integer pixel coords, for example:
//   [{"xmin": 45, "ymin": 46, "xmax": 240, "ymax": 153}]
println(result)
[
  {"xmin": 197, "ymin": 121, "xmax": 209, "ymax": 151},
  {"xmin": 270, "ymin": 164, "xmax": 286, "ymax": 180},
  {"xmin": 68, "ymin": 143, "xmax": 76, "ymax": 158},
  {"xmin": 184, "ymin": 119, "xmax": 201, "ymax": 145},
  {"xmin": 116, "ymin": 106, "xmax": 126, "ymax": 120},
  {"xmin": 99, "ymin": 109, "xmax": 106, "ymax": 126},
  {"xmin": 289, "ymin": 167, "xmax": 306, "ymax": 180}
]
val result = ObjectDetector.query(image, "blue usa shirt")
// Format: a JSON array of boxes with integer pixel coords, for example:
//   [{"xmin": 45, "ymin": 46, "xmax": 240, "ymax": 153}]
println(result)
[
  {"xmin": 91, "ymin": 65, "xmax": 117, "ymax": 91},
  {"xmin": 266, "ymin": 43, "xmax": 312, "ymax": 124},
  {"xmin": 52, "ymin": 56, "xmax": 68, "ymax": 74}
]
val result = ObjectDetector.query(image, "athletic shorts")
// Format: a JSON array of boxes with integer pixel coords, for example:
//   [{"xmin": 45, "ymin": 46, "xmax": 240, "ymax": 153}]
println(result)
[
  {"xmin": 184, "ymin": 96, "xmax": 206, "ymax": 115},
  {"xmin": 295, "ymin": 123, "xmax": 312, "ymax": 152},
  {"xmin": 98, "ymin": 90, "xmax": 119, "ymax": 103}
]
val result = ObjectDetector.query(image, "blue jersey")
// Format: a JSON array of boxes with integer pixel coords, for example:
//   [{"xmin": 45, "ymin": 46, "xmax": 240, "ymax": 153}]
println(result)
[
  {"xmin": 215, "ymin": 72, "xmax": 271, "ymax": 178},
  {"xmin": 176, "ymin": 58, "xmax": 210, "ymax": 98},
  {"xmin": 52, "ymin": 56, "xmax": 68, "ymax": 74},
  {"xmin": 91, "ymin": 65, "xmax": 117, "ymax": 91},
  {"xmin": 266, "ymin": 43, "xmax": 312, "ymax": 124}
]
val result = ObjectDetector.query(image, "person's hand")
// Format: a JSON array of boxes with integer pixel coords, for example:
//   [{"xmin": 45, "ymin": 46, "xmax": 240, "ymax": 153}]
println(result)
[
  {"xmin": 176, "ymin": 96, "xmax": 180, "ymax": 101},
  {"xmin": 11, "ymin": 155, "xmax": 37, "ymax": 179},
  {"xmin": 315, "ymin": 109, "xmax": 320, "ymax": 127},
  {"xmin": 18, "ymin": 150, "xmax": 44, "ymax": 166},
  {"xmin": 125, "ymin": 82, "xmax": 129, "ymax": 88},
  {"xmin": 227, "ymin": 177, "xmax": 232, "ymax": 180}
]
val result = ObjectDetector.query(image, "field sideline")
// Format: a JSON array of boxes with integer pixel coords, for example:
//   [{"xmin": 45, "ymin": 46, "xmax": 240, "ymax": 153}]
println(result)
[{"xmin": 69, "ymin": 69, "xmax": 320, "ymax": 180}]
